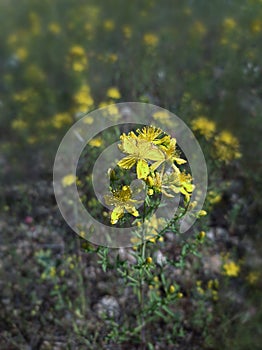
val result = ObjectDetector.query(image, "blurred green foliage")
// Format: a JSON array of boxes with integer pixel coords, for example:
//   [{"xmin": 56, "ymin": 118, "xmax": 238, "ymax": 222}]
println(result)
[{"xmin": 0, "ymin": 0, "xmax": 261, "ymax": 182}]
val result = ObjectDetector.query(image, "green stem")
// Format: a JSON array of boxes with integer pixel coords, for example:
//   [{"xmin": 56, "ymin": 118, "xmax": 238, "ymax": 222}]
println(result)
[{"xmin": 139, "ymin": 199, "xmax": 147, "ymax": 348}]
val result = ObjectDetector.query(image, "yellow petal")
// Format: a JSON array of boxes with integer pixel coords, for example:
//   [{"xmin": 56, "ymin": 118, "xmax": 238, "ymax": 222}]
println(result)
[
  {"xmin": 175, "ymin": 158, "xmax": 187, "ymax": 165},
  {"xmin": 111, "ymin": 206, "xmax": 124, "ymax": 224},
  {"xmin": 136, "ymin": 159, "xmax": 149, "ymax": 179},
  {"xmin": 118, "ymin": 156, "xmax": 137, "ymax": 169},
  {"xmin": 125, "ymin": 204, "xmax": 139, "ymax": 217},
  {"xmin": 119, "ymin": 134, "xmax": 137, "ymax": 154},
  {"xmin": 183, "ymin": 183, "xmax": 195, "ymax": 192},
  {"xmin": 143, "ymin": 142, "xmax": 165, "ymax": 161}
]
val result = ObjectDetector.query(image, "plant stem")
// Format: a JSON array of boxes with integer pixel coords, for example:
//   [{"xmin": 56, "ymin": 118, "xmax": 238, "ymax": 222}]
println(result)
[{"xmin": 139, "ymin": 201, "xmax": 147, "ymax": 348}]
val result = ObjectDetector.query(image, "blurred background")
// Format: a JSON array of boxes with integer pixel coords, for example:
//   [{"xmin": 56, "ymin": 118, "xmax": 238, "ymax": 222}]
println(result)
[{"xmin": 0, "ymin": 0, "xmax": 262, "ymax": 349}]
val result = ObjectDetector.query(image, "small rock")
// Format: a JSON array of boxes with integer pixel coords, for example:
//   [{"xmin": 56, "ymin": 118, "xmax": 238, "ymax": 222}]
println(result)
[
  {"xmin": 216, "ymin": 227, "xmax": 229, "ymax": 239},
  {"xmin": 203, "ymin": 254, "xmax": 222, "ymax": 273},
  {"xmin": 118, "ymin": 248, "xmax": 137, "ymax": 264},
  {"xmin": 154, "ymin": 250, "xmax": 167, "ymax": 266},
  {"xmin": 94, "ymin": 295, "xmax": 120, "ymax": 320},
  {"xmin": 206, "ymin": 230, "xmax": 215, "ymax": 240}
]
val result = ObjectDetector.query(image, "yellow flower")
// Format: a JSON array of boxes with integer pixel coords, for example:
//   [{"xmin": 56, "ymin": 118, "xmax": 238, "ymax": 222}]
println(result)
[
  {"xmin": 48, "ymin": 22, "xmax": 61, "ymax": 34},
  {"xmin": 68, "ymin": 46, "xmax": 88, "ymax": 72},
  {"xmin": 136, "ymin": 126, "xmax": 165, "ymax": 144},
  {"xmin": 15, "ymin": 47, "xmax": 28, "ymax": 61},
  {"xmin": 214, "ymin": 130, "xmax": 241, "ymax": 162},
  {"xmin": 152, "ymin": 111, "xmax": 172, "ymax": 126},
  {"xmin": 83, "ymin": 116, "xmax": 94, "ymax": 124},
  {"xmin": 72, "ymin": 61, "xmax": 87, "ymax": 72},
  {"xmin": 251, "ymin": 19, "xmax": 262, "ymax": 33},
  {"xmin": 27, "ymin": 136, "xmax": 37, "ymax": 144},
  {"xmin": 246, "ymin": 271, "xmax": 259, "ymax": 284},
  {"xmin": 106, "ymin": 87, "xmax": 121, "ymax": 99},
  {"xmin": 208, "ymin": 190, "xmax": 222, "ymax": 205},
  {"xmin": 123, "ymin": 25, "xmax": 132, "ymax": 38},
  {"xmin": 192, "ymin": 21, "xmax": 207, "ymax": 35},
  {"xmin": 161, "ymin": 170, "xmax": 195, "ymax": 201},
  {"xmin": 69, "ymin": 45, "xmax": 85, "ymax": 56},
  {"xmin": 103, "ymin": 19, "xmax": 115, "ymax": 31},
  {"xmin": 107, "ymin": 53, "xmax": 118, "ymax": 63},
  {"xmin": 191, "ymin": 116, "xmax": 216, "ymax": 140},
  {"xmin": 177, "ymin": 292, "xmax": 183, "ymax": 299},
  {"xmin": 62, "ymin": 174, "xmax": 76, "ymax": 187},
  {"xmin": 143, "ymin": 33, "xmax": 159, "ymax": 47},
  {"xmin": 220, "ymin": 37, "xmax": 228, "ymax": 45},
  {"xmin": 223, "ymin": 17, "xmax": 237, "ymax": 30},
  {"xmin": 74, "ymin": 84, "xmax": 94, "ymax": 112},
  {"xmin": 158, "ymin": 138, "xmax": 187, "ymax": 170},
  {"xmin": 223, "ymin": 261, "xmax": 240, "ymax": 277},
  {"xmin": 104, "ymin": 185, "xmax": 141, "ymax": 224},
  {"xmin": 137, "ymin": 131, "xmax": 186, "ymax": 174},
  {"xmin": 11, "ymin": 119, "xmax": 27, "ymax": 130},
  {"xmin": 13, "ymin": 89, "xmax": 33, "ymax": 103},
  {"xmin": 117, "ymin": 132, "xmax": 165, "ymax": 179},
  {"xmin": 52, "ymin": 113, "xmax": 72, "ymax": 128},
  {"xmin": 89, "ymin": 137, "xmax": 103, "ymax": 147}
]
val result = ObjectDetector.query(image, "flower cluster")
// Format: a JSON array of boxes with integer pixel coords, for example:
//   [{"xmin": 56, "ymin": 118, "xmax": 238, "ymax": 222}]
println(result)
[
  {"xmin": 191, "ymin": 116, "xmax": 241, "ymax": 163},
  {"xmin": 104, "ymin": 126, "xmax": 194, "ymax": 225}
]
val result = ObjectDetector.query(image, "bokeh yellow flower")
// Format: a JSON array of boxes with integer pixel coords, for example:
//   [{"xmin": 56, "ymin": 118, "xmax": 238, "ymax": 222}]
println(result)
[
  {"xmin": 89, "ymin": 137, "xmax": 103, "ymax": 147},
  {"xmin": 223, "ymin": 17, "xmax": 237, "ymax": 30},
  {"xmin": 191, "ymin": 116, "xmax": 216, "ymax": 140},
  {"xmin": 123, "ymin": 25, "xmax": 132, "ymax": 39},
  {"xmin": 106, "ymin": 87, "xmax": 121, "ymax": 99},
  {"xmin": 52, "ymin": 113, "xmax": 72, "ymax": 128},
  {"xmin": 15, "ymin": 47, "xmax": 28, "ymax": 61},
  {"xmin": 103, "ymin": 19, "xmax": 115, "ymax": 31},
  {"xmin": 223, "ymin": 261, "xmax": 240, "ymax": 277},
  {"xmin": 11, "ymin": 119, "xmax": 27, "ymax": 130},
  {"xmin": 62, "ymin": 174, "xmax": 76, "ymax": 187},
  {"xmin": 251, "ymin": 19, "xmax": 262, "ymax": 33},
  {"xmin": 74, "ymin": 84, "xmax": 94, "ymax": 112},
  {"xmin": 143, "ymin": 33, "xmax": 159, "ymax": 47},
  {"xmin": 214, "ymin": 130, "xmax": 241, "ymax": 162},
  {"xmin": 152, "ymin": 111, "xmax": 172, "ymax": 126},
  {"xmin": 192, "ymin": 21, "xmax": 207, "ymax": 35},
  {"xmin": 246, "ymin": 271, "xmax": 259, "ymax": 284},
  {"xmin": 48, "ymin": 22, "xmax": 61, "ymax": 34},
  {"xmin": 69, "ymin": 45, "xmax": 85, "ymax": 56}
]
